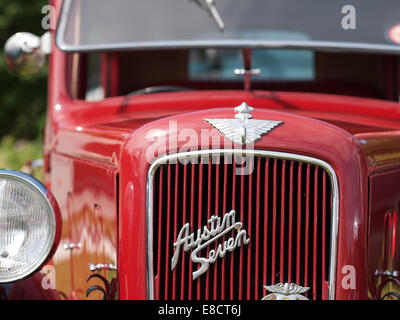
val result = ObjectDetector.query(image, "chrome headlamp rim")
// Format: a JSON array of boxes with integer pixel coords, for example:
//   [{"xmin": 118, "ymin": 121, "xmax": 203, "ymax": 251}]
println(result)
[{"xmin": 0, "ymin": 169, "xmax": 58, "ymax": 284}]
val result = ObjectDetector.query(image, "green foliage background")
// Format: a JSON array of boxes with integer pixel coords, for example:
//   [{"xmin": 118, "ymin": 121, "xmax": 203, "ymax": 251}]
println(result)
[
  {"xmin": 0, "ymin": 1, "xmax": 47, "ymax": 174},
  {"xmin": 0, "ymin": 0, "xmax": 48, "ymax": 140}
]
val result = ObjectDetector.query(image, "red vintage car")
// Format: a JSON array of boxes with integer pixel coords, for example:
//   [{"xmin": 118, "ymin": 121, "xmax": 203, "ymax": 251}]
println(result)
[{"xmin": 1, "ymin": 0, "xmax": 400, "ymax": 301}]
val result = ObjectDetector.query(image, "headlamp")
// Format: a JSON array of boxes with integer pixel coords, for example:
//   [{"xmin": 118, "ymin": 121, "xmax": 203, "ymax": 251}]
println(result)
[{"xmin": 0, "ymin": 170, "xmax": 61, "ymax": 283}]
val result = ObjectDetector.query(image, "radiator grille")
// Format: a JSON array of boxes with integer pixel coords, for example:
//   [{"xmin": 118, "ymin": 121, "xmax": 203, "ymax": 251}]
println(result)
[{"xmin": 149, "ymin": 152, "xmax": 336, "ymax": 300}]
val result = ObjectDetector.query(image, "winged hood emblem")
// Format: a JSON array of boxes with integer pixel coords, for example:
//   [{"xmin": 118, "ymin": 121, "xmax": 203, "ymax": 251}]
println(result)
[
  {"xmin": 204, "ymin": 102, "xmax": 283, "ymax": 145},
  {"xmin": 262, "ymin": 283, "xmax": 310, "ymax": 300}
]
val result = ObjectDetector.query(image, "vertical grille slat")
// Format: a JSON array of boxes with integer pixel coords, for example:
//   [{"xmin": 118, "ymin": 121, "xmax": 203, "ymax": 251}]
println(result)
[
  {"xmin": 213, "ymin": 161, "xmax": 220, "ymax": 300},
  {"xmin": 263, "ymin": 158, "xmax": 269, "ymax": 294},
  {"xmin": 164, "ymin": 165, "xmax": 172, "ymax": 298},
  {"xmin": 296, "ymin": 163, "xmax": 302, "ymax": 285},
  {"xmin": 313, "ymin": 167, "xmax": 319, "ymax": 299},
  {"xmin": 151, "ymin": 153, "xmax": 335, "ymax": 300},
  {"xmin": 221, "ymin": 161, "xmax": 228, "ymax": 300},
  {"xmin": 197, "ymin": 162, "xmax": 203, "ymax": 299},
  {"xmin": 255, "ymin": 158, "xmax": 261, "ymax": 300},
  {"xmin": 172, "ymin": 164, "xmax": 179, "ymax": 299},
  {"xmin": 280, "ymin": 160, "xmax": 286, "ymax": 284},
  {"xmin": 322, "ymin": 171, "xmax": 327, "ymax": 300},
  {"xmin": 188, "ymin": 163, "xmax": 195, "ymax": 300},
  {"xmin": 304, "ymin": 164, "xmax": 310, "ymax": 292},
  {"xmin": 288, "ymin": 161, "xmax": 294, "ymax": 284},
  {"xmin": 246, "ymin": 158, "xmax": 254, "ymax": 300},
  {"xmin": 205, "ymin": 162, "xmax": 211, "ymax": 300},
  {"xmin": 239, "ymin": 164, "xmax": 245, "ymax": 300},
  {"xmin": 180, "ymin": 163, "xmax": 188, "ymax": 300},
  {"xmin": 230, "ymin": 158, "xmax": 237, "ymax": 300},
  {"xmin": 271, "ymin": 160, "xmax": 277, "ymax": 285},
  {"xmin": 156, "ymin": 166, "xmax": 164, "ymax": 281}
]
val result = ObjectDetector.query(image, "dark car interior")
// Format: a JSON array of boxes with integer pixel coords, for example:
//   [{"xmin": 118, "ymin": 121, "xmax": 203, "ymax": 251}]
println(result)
[{"xmin": 67, "ymin": 49, "xmax": 399, "ymax": 103}]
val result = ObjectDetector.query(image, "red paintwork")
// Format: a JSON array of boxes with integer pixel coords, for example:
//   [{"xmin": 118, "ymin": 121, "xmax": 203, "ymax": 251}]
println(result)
[
  {"xmin": 116, "ymin": 105, "xmax": 370, "ymax": 299},
  {"xmin": 46, "ymin": 189, "xmax": 63, "ymax": 267},
  {"xmin": 4, "ymin": 272, "xmax": 61, "ymax": 300},
  {"xmin": 7, "ymin": 0, "xmax": 400, "ymax": 300},
  {"xmin": 368, "ymin": 170, "xmax": 400, "ymax": 298}
]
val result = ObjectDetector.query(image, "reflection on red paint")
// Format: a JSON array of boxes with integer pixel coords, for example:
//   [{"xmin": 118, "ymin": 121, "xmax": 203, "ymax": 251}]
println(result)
[
  {"xmin": 392, "ymin": 212, "xmax": 397, "ymax": 262},
  {"xmin": 382, "ymin": 210, "xmax": 398, "ymax": 270},
  {"xmin": 389, "ymin": 25, "xmax": 400, "ymax": 44}
]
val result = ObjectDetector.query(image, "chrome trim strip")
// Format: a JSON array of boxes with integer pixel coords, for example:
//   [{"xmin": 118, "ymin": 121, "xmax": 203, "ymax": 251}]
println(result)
[
  {"xmin": 56, "ymin": 0, "xmax": 400, "ymax": 55},
  {"xmin": 146, "ymin": 149, "xmax": 339, "ymax": 300},
  {"xmin": 55, "ymin": 0, "xmax": 71, "ymax": 49},
  {"xmin": 57, "ymin": 39, "xmax": 400, "ymax": 55},
  {"xmin": 0, "ymin": 169, "xmax": 49, "ymax": 196}
]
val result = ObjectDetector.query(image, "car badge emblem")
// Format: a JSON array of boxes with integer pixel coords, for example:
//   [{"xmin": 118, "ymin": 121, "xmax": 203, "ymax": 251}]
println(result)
[
  {"xmin": 262, "ymin": 283, "xmax": 310, "ymax": 300},
  {"xmin": 171, "ymin": 210, "xmax": 250, "ymax": 280},
  {"xmin": 204, "ymin": 102, "xmax": 283, "ymax": 145}
]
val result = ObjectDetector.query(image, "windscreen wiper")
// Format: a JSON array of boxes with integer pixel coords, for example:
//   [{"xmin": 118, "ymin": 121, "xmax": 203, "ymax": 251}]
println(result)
[{"xmin": 190, "ymin": 0, "xmax": 225, "ymax": 32}]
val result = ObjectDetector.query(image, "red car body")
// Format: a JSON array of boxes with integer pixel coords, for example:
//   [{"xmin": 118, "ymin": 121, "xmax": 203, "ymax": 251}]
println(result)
[{"xmin": 2, "ymin": 0, "xmax": 400, "ymax": 300}]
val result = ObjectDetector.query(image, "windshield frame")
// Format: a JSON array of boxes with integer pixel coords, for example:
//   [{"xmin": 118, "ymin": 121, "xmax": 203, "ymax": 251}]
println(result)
[{"xmin": 56, "ymin": 0, "xmax": 400, "ymax": 55}]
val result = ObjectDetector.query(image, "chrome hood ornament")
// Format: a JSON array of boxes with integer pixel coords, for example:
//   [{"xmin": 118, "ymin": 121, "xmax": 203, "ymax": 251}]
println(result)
[
  {"xmin": 205, "ymin": 102, "xmax": 283, "ymax": 145},
  {"xmin": 262, "ymin": 283, "xmax": 310, "ymax": 300}
]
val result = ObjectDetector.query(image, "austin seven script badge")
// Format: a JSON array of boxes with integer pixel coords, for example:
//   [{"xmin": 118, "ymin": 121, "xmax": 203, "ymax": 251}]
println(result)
[
  {"xmin": 171, "ymin": 210, "xmax": 250, "ymax": 280},
  {"xmin": 205, "ymin": 102, "xmax": 283, "ymax": 145},
  {"xmin": 262, "ymin": 283, "xmax": 310, "ymax": 300}
]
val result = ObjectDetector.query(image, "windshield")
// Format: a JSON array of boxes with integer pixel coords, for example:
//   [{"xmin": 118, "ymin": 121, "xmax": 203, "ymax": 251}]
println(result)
[{"xmin": 57, "ymin": 0, "xmax": 400, "ymax": 53}]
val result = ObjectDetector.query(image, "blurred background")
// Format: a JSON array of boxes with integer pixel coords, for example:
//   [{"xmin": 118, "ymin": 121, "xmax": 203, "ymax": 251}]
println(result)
[{"xmin": 0, "ymin": 0, "xmax": 47, "ymax": 177}]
